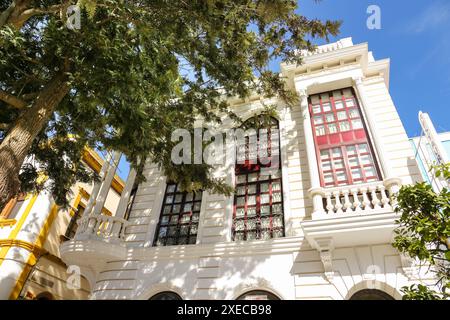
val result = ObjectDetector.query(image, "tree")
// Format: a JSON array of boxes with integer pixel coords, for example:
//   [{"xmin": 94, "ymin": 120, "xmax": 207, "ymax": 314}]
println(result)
[
  {"xmin": 0, "ymin": 0, "xmax": 340, "ymax": 208},
  {"xmin": 393, "ymin": 163, "xmax": 450, "ymax": 300}
]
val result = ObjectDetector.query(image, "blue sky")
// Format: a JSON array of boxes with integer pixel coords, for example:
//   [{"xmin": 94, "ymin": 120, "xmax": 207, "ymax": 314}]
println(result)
[
  {"xmin": 292, "ymin": 0, "xmax": 450, "ymax": 137},
  {"xmin": 115, "ymin": 1, "xmax": 450, "ymax": 180}
]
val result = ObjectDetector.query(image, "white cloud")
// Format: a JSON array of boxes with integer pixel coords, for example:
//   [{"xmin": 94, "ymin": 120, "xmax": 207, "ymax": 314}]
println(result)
[{"xmin": 407, "ymin": 2, "xmax": 450, "ymax": 34}]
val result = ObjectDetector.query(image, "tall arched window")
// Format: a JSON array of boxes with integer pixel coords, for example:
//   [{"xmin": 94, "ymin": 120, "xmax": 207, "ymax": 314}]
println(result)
[
  {"xmin": 35, "ymin": 292, "xmax": 55, "ymax": 300},
  {"xmin": 154, "ymin": 182, "xmax": 202, "ymax": 246},
  {"xmin": 237, "ymin": 290, "xmax": 280, "ymax": 300},
  {"xmin": 149, "ymin": 291, "xmax": 183, "ymax": 300},
  {"xmin": 349, "ymin": 289, "xmax": 394, "ymax": 300},
  {"xmin": 232, "ymin": 116, "xmax": 285, "ymax": 241}
]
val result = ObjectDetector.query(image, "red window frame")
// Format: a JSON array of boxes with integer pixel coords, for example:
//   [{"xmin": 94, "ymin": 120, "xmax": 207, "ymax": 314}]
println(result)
[
  {"xmin": 154, "ymin": 183, "xmax": 202, "ymax": 246},
  {"xmin": 233, "ymin": 117, "xmax": 285, "ymax": 241},
  {"xmin": 309, "ymin": 88, "xmax": 382, "ymax": 187}
]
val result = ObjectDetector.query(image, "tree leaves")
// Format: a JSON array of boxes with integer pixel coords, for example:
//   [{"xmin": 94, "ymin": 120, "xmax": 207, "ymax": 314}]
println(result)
[
  {"xmin": 393, "ymin": 163, "xmax": 450, "ymax": 300},
  {"xmin": 78, "ymin": 0, "xmax": 97, "ymax": 19},
  {"xmin": 0, "ymin": 0, "xmax": 340, "ymax": 206}
]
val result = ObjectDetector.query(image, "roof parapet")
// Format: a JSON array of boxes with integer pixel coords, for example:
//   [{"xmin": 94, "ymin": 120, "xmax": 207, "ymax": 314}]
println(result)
[{"xmin": 298, "ymin": 37, "xmax": 354, "ymax": 57}]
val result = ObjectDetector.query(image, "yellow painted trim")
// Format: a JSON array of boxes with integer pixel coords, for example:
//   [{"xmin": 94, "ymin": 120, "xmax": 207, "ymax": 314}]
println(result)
[
  {"xmin": 102, "ymin": 207, "xmax": 112, "ymax": 217},
  {"xmin": 0, "ymin": 219, "xmax": 17, "ymax": 228},
  {"xmin": 8, "ymin": 203, "xmax": 59, "ymax": 300},
  {"xmin": 32, "ymin": 204, "xmax": 59, "ymax": 251},
  {"xmin": 0, "ymin": 194, "xmax": 38, "ymax": 267},
  {"xmin": 0, "ymin": 239, "xmax": 45, "ymax": 256},
  {"xmin": 82, "ymin": 148, "xmax": 125, "ymax": 194},
  {"xmin": 79, "ymin": 187, "xmax": 90, "ymax": 199},
  {"xmin": 69, "ymin": 190, "xmax": 84, "ymax": 217}
]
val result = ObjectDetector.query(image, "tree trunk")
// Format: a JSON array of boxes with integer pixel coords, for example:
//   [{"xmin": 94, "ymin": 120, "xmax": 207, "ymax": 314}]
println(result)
[{"xmin": 0, "ymin": 72, "xmax": 69, "ymax": 208}]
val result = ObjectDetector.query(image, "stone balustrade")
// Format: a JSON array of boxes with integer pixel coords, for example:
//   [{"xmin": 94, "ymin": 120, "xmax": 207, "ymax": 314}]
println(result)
[
  {"xmin": 74, "ymin": 214, "xmax": 129, "ymax": 242},
  {"xmin": 309, "ymin": 178, "xmax": 402, "ymax": 218}
]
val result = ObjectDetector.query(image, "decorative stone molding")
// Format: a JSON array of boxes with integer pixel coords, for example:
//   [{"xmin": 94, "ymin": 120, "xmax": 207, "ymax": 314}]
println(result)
[
  {"xmin": 315, "ymin": 238, "xmax": 334, "ymax": 282},
  {"xmin": 400, "ymin": 253, "xmax": 418, "ymax": 280},
  {"xmin": 320, "ymin": 250, "xmax": 334, "ymax": 282},
  {"xmin": 297, "ymin": 87, "xmax": 322, "ymax": 195},
  {"xmin": 298, "ymin": 37, "xmax": 354, "ymax": 57},
  {"xmin": 352, "ymin": 76, "xmax": 396, "ymax": 181}
]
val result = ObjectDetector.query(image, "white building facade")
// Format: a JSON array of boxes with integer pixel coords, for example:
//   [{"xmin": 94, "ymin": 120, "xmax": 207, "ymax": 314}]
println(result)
[
  {"xmin": 0, "ymin": 148, "xmax": 123, "ymax": 300},
  {"xmin": 60, "ymin": 38, "xmax": 436, "ymax": 300},
  {"xmin": 410, "ymin": 112, "xmax": 449, "ymax": 193}
]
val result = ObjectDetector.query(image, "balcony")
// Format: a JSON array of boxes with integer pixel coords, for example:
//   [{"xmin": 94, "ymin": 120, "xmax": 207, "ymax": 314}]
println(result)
[
  {"xmin": 60, "ymin": 214, "xmax": 130, "ymax": 277},
  {"xmin": 74, "ymin": 214, "xmax": 129, "ymax": 243},
  {"xmin": 301, "ymin": 178, "xmax": 402, "ymax": 276},
  {"xmin": 309, "ymin": 178, "xmax": 401, "ymax": 219}
]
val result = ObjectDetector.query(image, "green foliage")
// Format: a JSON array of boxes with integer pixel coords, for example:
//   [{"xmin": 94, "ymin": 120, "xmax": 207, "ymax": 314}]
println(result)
[
  {"xmin": 0, "ymin": 0, "xmax": 340, "ymax": 206},
  {"xmin": 393, "ymin": 163, "xmax": 450, "ymax": 300},
  {"xmin": 401, "ymin": 284, "xmax": 443, "ymax": 300}
]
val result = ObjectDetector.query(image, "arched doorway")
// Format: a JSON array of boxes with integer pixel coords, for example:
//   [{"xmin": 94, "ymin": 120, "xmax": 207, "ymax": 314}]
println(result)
[
  {"xmin": 149, "ymin": 291, "xmax": 182, "ymax": 300},
  {"xmin": 237, "ymin": 290, "xmax": 280, "ymax": 301},
  {"xmin": 35, "ymin": 292, "xmax": 55, "ymax": 300},
  {"xmin": 349, "ymin": 289, "xmax": 395, "ymax": 300}
]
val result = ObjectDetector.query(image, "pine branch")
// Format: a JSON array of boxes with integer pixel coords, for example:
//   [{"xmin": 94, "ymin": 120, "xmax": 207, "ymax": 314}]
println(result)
[
  {"xmin": 0, "ymin": 0, "xmax": 67, "ymax": 29},
  {"xmin": 0, "ymin": 90, "xmax": 27, "ymax": 109},
  {"xmin": 9, "ymin": 5, "xmax": 63, "ymax": 28}
]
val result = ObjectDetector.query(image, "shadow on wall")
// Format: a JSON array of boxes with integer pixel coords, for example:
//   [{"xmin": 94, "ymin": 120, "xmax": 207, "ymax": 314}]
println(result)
[
  {"xmin": 4, "ymin": 247, "xmax": 92, "ymax": 300},
  {"xmin": 407, "ymin": 157, "xmax": 424, "ymax": 184},
  {"xmin": 289, "ymin": 242, "xmax": 405, "ymax": 300},
  {"xmin": 90, "ymin": 239, "xmax": 409, "ymax": 300},
  {"xmin": 95, "ymin": 241, "xmax": 286, "ymax": 300}
]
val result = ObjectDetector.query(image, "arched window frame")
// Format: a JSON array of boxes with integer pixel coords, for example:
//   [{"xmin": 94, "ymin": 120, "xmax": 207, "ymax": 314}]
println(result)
[
  {"xmin": 349, "ymin": 289, "xmax": 395, "ymax": 300},
  {"xmin": 149, "ymin": 291, "xmax": 183, "ymax": 300},
  {"xmin": 232, "ymin": 116, "xmax": 285, "ymax": 241},
  {"xmin": 237, "ymin": 290, "xmax": 281, "ymax": 300}
]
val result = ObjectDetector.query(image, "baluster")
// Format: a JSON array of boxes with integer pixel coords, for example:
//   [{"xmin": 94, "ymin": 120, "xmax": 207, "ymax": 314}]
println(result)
[
  {"xmin": 342, "ymin": 190, "xmax": 352, "ymax": 213},
  {"xmin": 74, "ymin": 218, "xmax": 84, "ymax": 240},
  {"xmin": 94, "ymin": 216, "xmax": 103, "ymax": 236},
  {"xmin": 379, "ymin": 185, "xmax": 390, "ymax": 209},
  {"xmin": 112, "ymin": 221, "xmax": 122, "ymax": 239},
  {"xmin": 360, "ymin": 187, "xmax": 371, "ymax": 211},
  {"xmin": 310, "ymin": 188, "xmax": 326, "ymax": 217},
  {"xmin": 325, "ymin": 192, "xmax": 334, "ymax": 215},
  {"xmin": 92, "ymin": 216, "xmax": 99, "ymax": 236},
  {"xmin": 333, "ymin": 191, "xmax": 343, "ymax": 214},
  {"xmin": 76, "ymin": 217, "xmax": 85, "ymax": 234},
  {"xmin": 351, "ymin": 188, "xmax": 362, "ymax": 212},
  {"xmin": 82, "ymin": 217, "xmax": 88, "ymax": 232},
  {"xmin": 120, "ymin": 222, "xmax": 127, "ymax": 240},
  {"xmin": 369, "ymin": 186, "xmax": 381, "ymax": 210},
  {"xmin": 105, "ymin": 217, "xmax": 114, "ymax": 237},
  {"xmin": 100, "ymin": 216, "xmax": 108, "ymax": 237},
  {"xmin": 86, "ymin": 216, "xmax": 96, "ymax": 234},
  {"xmin": 386, "ymin": 179, "xmax": 401, "ymax": 209},
  {"xmin": 113, "ymin": 220, "xmax": 119, "ymax": 238}
]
